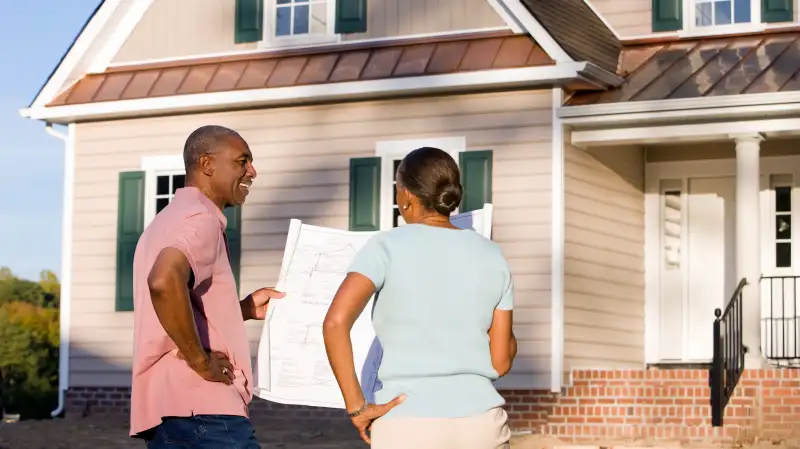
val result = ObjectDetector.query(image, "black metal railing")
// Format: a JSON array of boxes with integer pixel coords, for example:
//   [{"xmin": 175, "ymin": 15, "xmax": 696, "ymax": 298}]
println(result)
[
  {"xmin": 761, "ymin": 275, "xmax": 800, "ymax": 362},
  {"xmin": 710, "ymin": 278, "xmax": 747, "ymax": 427}
]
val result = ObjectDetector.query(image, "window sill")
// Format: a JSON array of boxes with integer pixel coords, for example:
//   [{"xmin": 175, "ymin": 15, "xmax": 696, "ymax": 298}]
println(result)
[
  {"xmin": 677, "ymin": 23, "xmax": 766, "ymax": 38},
  {"xmin": 258, "ymin": 34, "xmax": 342, "ymax": 51}
]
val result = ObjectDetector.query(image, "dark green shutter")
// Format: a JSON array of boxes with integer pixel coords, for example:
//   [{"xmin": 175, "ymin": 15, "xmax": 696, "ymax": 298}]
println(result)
[
  {"xmin": 335, "ymin": 0, "xmax": 368, "ymax": 34},
  {"xmin": 224, "ymin": 206, "xmax": 242, "ymax": 296},
  {"xmin": 349, "ymin": 157, "xmax": 381, "ymax": 231},
  {"xmin": 235, "ymin": 0, "xmax": 264, "ymax": 43},
  {"xmin": 459, "ymin": 150, "xmax": 493, "ymax": 214},
  {"xmin": 115, "ymin": 171, "xmax": 145, "ymax": 312},
  {"xmin": 763, "ymin": 0, "xmax": 793, "ymax": 22},
  {"xmin": 652, "ymin": 0, "xmax": 682, "ymax": 32}
]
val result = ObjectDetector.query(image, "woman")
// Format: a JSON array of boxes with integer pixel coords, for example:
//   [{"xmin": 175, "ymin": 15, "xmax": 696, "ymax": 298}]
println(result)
[{"xmin": 322, "ymin": 146, "xmax": 517, "ymax": 449}]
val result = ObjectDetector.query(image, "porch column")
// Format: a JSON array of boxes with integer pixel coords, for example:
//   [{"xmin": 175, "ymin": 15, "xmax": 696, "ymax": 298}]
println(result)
[{"xmin": 733, "ymin": 134, "xmax": 764, "ymax": 368}]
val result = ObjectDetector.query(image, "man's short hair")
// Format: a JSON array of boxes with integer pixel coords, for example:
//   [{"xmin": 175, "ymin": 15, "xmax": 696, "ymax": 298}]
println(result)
[{"xmin": 183, "ymin": 125, "xmax": 242, "ymax": 170}]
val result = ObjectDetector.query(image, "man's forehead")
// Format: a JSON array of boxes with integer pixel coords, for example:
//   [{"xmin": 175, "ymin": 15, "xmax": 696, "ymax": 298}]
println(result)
[{"xmin": 218, "ymin": 135, "xmax": 252, "ymax": 157}]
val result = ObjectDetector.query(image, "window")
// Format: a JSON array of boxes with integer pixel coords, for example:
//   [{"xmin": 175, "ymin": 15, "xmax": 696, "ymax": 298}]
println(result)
[
  {"xmin": 266, "ymin": 0, "xmax": 337, "ymax": 45},
  {"xmin": 155, "ymin": 173, "xmax": 186, "ymax": 215},
  {"xmin": 141, "ymin": 155, "xmax": 186, "ymax": 227},
  {"xmin": 772, "ymin": 175, "xmax": 793, "ymax": 269},
  {"xmin": 374, "ymin": 137, "xmax": 465, "ymax": 231},
  {"xmin": 663, "ymin": 189, "xmax": 683, "ymax": 270},
  {"xmin": 693, "ymin": 0, "xmax": 752, "ymax": 27}
]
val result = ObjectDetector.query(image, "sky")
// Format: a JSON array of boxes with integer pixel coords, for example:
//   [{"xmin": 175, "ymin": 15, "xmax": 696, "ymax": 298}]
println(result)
[{"xmin": 0, "ymin": 1, "xmax": 101, "ymax": 282}]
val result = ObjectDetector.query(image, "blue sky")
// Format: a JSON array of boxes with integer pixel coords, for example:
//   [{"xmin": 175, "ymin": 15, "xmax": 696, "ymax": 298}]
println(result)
[{"xmin": 0, "ymin": 1, "xmax": 100, "ymax": 282}]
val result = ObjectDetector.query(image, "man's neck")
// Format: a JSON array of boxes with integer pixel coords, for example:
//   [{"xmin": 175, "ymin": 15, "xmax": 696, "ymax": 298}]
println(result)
[{"xmin": 186, "ymin": 181, "xmax": 225, "ymax": 211}]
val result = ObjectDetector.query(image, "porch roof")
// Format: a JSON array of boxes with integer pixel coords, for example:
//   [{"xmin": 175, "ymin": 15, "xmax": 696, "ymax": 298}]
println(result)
[
  {"xmin": 47, "ymin": 31, "xmax": 556, "ymax": 107},
  {"xmin": 566, "ymin": 29, "xmax": 800, "ymax": 106}
]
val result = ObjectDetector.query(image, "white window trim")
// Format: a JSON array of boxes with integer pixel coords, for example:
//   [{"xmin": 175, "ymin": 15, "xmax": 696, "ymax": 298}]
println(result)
[
  {"xmin": 374, "ymin": 137, "xmax": 466, "ymax": 231},
  {"xmin": 259, "ymin": 0, "xmax": 341, "ymax": 49},
  {"xmin": 141, "ymin": 154, "xmax": 186, "ymax": 227},
  {"xmin": 679, "ymin": 0, "xmax": 766, "ymax": 37}
]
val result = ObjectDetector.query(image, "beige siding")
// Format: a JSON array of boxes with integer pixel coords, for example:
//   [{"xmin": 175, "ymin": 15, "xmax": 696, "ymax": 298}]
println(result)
[
  {"xmin": 588, "ymin": 0, "xmax": 651, "ymax": 37},
  {"xmin": 113, "ymin": 0, "xmax": 507, "ymax": 64},
  {"xmin": 341, "ymin": 0, "xmax": 506, "ymax": 41},
  {"xmin": 563, "ymin": 144, "xmax": 645, "ymax": 371},
  {"xmin": 69, "ymin": 89, "xmax": 552, "ymax": 388}
]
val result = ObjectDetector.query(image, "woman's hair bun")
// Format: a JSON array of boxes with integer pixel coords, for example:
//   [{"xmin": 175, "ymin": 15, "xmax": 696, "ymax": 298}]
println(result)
[{"xmin": 433, "ymin": 182, "xmax": 462, "ymax": 215}]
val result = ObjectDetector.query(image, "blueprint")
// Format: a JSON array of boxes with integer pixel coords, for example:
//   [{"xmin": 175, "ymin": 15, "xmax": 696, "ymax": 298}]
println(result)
[{"xmin": 254, "ymin": 204, "xmax": 493, "ymax": 409}]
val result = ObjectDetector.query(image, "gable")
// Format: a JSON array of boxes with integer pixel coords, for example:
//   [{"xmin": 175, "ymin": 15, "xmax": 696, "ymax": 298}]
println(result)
[{"xmin": 112, "ymin": 0, "xmax": 509, "ymax": 65}]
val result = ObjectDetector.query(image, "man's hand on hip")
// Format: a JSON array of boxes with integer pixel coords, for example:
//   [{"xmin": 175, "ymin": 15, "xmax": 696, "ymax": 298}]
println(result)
[
  {"xmin": 178, "ymin": 350, "xmax": 235, "ymax": 385},
  {"xmin": 240, "ymin": 287, "xmax": 285, "ymax": 321}
]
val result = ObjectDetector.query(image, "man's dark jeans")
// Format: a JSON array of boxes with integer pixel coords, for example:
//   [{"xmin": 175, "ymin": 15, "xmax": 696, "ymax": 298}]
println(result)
[{"xmin": 144, "ymin": 415, "xmax": 260, "ymax": 448}]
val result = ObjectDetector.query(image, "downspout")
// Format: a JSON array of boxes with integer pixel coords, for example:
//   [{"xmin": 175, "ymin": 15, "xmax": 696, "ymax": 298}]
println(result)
[{"xmin": 44, "ymin": 122, "xmax": 75, "ymax": 418}]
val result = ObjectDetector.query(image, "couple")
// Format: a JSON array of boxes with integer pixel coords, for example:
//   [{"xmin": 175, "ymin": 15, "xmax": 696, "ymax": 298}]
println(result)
[{"xmin": 129, "ymin": 125, "xmax": 518, "ymax": 449}]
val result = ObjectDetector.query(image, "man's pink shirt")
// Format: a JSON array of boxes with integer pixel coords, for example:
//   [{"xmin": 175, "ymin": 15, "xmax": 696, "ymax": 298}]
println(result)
[{"xmin": 129, "ymin": 187, "xmax": 253, "ymax": 437}]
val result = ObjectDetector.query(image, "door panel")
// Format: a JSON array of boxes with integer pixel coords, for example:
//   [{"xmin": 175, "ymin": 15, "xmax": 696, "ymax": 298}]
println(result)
[{"xmin": 685, "ymin": 176, "xmax": 735, "ymax": 361}]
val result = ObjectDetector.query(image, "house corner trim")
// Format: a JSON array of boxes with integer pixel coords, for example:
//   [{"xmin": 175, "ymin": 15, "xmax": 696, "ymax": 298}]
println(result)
[{"xmin": 550, "ymin": 87, "xmax": 565, "ymax": 394}]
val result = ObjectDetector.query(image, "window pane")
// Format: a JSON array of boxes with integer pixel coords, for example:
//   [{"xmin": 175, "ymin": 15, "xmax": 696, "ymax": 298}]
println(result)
[
  {"xmin": 776, "ymin": 186, "xmax": 791, "ymax": 212},
  {"xmin": 277, "ymin": 0, "xmax": 290, "ymax": 4},
  {"xmin": 714, "ymin": 0, "xmax": 732, "ymax": 25},
  {"xmin": 392, "ymin": 183, "xmax": 398, "ymax": 206},
  {"xmin": 157, "ymin": 176, "xmax": 170, "ymax": 195},
  {"xmin": 393, "ymin": 159, "xmax": 401, "ymax": 176},
  {"xmin": 276, "ymin": 6, "xmax": 291, "ymax": 36},
  {"xmin": 173, "ymin": 175, "xmax": 185, "ymax": 192},
  {"xmin": 156, "ymin": 198, "xmax": 169, "ymax": 214},
  {"xmin": 733, "ymin": 0, "xmax": 751, "ymax": 22},
  {"xmin": 696, "ymin": 2, "xmax": 713, "ymax": 26},
  {"xmin": 777, "ymin": 215, "xmax": 792, "ymax": 240},
  {"xmin": 777, "ymin": 242, "xmax": 792, "ymax": 268},
  {"xmin": 311, "ymin": 2, "xmax": 327, "ymax": 34},
  {"xmin": 294, "ymin": 4, "xmax": 309, "ymax": 34}
]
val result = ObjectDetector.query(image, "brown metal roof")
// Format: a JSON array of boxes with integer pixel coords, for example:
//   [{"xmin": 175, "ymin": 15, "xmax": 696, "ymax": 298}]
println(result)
[
  {"xmin": 520, "ymin": 0, "xmax": 621, "ymax": 74},
  {"xmin": 567, "ymin": 30, "xmax": 800, "ymax": 106},
  {"xmin": 48, "ymin": 31, "xmax": 555, "ymax": 107}
]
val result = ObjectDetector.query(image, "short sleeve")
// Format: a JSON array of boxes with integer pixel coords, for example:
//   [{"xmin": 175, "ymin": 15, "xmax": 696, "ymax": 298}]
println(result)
[
  {"xmin": 348, "ymin": 234, "xmax": 390, "ymax": 290},
  {"xmin": 496, "ymin": 260, "xmax": 515, "ymax": 311},
  {"xmin": 165, "ymin": 212, "xmax": 221, "ymax": 288}
]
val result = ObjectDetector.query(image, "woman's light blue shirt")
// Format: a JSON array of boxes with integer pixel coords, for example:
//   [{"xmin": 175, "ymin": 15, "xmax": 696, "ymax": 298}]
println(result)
[{"xmin": 348, "ymin": 224, "xmax": 514, "ymax": 419}]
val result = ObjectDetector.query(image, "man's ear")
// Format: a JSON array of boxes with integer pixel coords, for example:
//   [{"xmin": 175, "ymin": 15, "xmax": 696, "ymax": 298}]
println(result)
[{"xmin": 198, "ymin": 153, "xmax": 214, "ymax": 177}]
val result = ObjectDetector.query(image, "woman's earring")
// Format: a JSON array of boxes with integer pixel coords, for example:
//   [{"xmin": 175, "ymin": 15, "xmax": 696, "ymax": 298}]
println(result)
[{"xmin": 402, "ymin": 204, "xmax": 410, "ymax": 210}]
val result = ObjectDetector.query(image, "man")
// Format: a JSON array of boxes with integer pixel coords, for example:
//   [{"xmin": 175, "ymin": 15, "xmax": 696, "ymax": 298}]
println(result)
[{"xmin": 129, "ymin": 125, "xmax": 284, "ymax": 448}]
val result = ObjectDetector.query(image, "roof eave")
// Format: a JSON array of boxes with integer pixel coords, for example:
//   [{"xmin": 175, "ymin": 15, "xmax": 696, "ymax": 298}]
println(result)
[{"xmin": 20, "ymin": 64, "xmax": 586, "ymax": 125}]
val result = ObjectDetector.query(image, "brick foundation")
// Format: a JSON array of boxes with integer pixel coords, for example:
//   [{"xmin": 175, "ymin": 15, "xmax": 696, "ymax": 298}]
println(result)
[{"xmin": 67, "ymin": 368, "xmax": 800, "ymax": 444}]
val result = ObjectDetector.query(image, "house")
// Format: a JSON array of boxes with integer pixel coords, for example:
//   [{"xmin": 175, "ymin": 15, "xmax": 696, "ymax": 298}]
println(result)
[{"xmin": 20, "ymin": 0, "xmax": 800, "ymax": 444}]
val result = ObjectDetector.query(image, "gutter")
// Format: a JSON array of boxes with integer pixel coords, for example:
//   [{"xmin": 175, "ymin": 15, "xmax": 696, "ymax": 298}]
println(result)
[{"xmin": 44, "ymin": 122, "xmax": 75, "ymax": 418}]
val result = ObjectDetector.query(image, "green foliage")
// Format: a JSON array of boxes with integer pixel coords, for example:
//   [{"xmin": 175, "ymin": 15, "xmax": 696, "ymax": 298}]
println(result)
[
  {"xmin": 0, "ymin": 267, "xmax": 59, "ymax": 308},
  {"xmin": 0, "ymin": 267, "xmax": 60, "ymax": 419}
]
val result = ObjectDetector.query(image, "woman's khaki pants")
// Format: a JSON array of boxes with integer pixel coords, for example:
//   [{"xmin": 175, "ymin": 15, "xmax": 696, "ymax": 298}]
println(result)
[{"xmin": 370, "ymin": 407, "xmax": 511, "ymax": 449}]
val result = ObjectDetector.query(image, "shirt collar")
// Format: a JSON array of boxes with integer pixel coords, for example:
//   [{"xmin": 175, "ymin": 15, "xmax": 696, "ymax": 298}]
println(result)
[{"xmin": 174, "ymin": 186, "xmax": 228, "ymax": 229}]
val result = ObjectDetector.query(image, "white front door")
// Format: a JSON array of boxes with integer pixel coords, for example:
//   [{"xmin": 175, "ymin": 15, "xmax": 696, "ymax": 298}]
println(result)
[{"xmin": 658, "ymin": 176, "xmax": 737, "ymax": 362}]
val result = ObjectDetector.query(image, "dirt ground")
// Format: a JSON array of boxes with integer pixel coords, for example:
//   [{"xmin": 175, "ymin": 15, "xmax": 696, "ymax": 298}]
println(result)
[{"xmin": 0, "ymin": 417, "xmax": 548, "ymax": 449}]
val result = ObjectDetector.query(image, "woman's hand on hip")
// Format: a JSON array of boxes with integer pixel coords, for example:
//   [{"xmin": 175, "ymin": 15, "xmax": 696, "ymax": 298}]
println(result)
[{"xmin": 350, "ymin": 394, "xmax": 406, "ymax": 444}]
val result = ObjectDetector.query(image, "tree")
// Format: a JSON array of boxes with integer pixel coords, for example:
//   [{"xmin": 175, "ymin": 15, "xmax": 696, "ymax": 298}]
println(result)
[{"xmin": 0, "ymin": 269, "xmax": 60, "ymax": 419}]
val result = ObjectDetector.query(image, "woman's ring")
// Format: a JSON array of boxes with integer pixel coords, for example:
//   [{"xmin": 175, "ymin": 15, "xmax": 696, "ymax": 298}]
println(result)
[{"xmin": 222, "ymin": 367, "xmax": 228, "ymax": 375}]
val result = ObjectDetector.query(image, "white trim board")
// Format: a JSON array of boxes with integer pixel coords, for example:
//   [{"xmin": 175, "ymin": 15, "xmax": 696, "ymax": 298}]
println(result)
[
  {"xmin": 560, "ymin": 91, "xmax": 800, "ymax": 128},
  {"xmin": 550, "ymin": 87, "xmax": 565, "ymax": 394},
  {"xmin": 30, "ymin": 0, "xmax": 122, "ymax": 108},
  {"xmin": 21, "ymin": 63, "xmax": 591, "ymax": 124},
  {"xmin": 87, "ymin": 0, "xmax": 154, "ymax": 73},
  {"xmin": 570, "ymin": 118, "xmax": 800, "ymax": 148}
]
